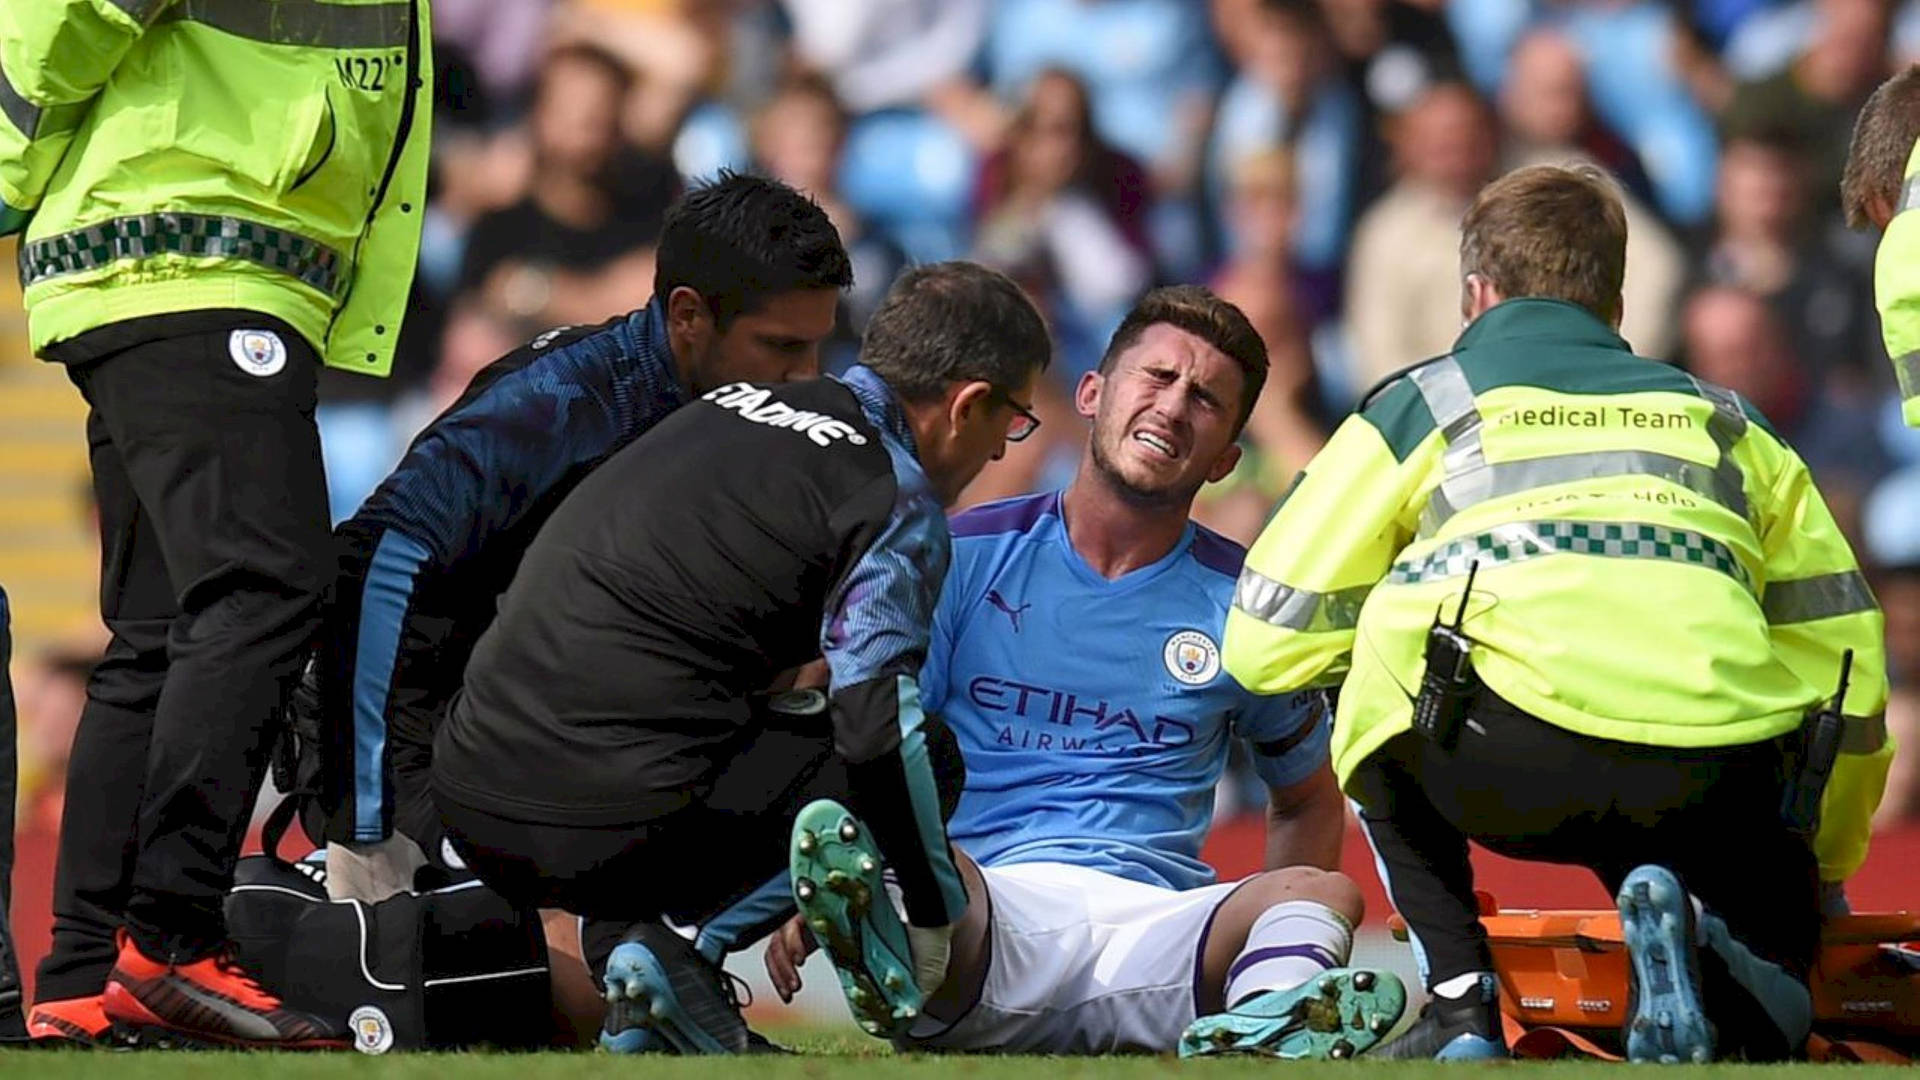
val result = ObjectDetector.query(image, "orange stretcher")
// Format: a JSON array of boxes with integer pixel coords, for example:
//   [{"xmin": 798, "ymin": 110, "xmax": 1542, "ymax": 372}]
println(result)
[{"xmin": 1389, "ymin": 896, "xmax": 1920, "ymax": 1062}]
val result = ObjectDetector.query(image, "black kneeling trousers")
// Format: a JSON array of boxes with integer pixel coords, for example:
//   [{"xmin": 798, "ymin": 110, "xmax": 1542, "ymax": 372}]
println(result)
[{"xmin": 1350, "ymin": 690, "xmax": 1817, "ymax": 1059}]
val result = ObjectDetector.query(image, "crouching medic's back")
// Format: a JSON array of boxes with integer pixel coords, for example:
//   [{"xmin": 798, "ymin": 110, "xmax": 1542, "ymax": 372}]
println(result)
[{"xmin": 1224, "ymin": 163, "xmax": 1892, "ymax": 1064}]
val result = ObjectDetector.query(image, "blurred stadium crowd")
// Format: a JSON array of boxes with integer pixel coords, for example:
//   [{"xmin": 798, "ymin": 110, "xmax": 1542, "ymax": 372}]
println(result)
[{"xmin": 14, "ymin": 0, "xmax": 1920, "ymax": 843}]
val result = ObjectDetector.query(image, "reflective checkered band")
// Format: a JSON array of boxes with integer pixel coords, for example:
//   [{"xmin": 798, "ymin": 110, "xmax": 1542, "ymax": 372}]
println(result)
[
  {"xmin": 1387, "ymin": 520, "xmax": 1752, "ymax": 591},
  {"xmin": 19, "ymin": 213, "xmax": 345, "ymax": 297}
]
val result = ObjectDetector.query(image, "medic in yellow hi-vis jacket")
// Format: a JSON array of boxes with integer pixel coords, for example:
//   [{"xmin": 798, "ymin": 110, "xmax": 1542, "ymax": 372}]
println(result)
[
  {"xmin": 1227, "ymin": 164, "xmax": 1887, "ymax": 1064},
  {"xmin": 1226, "ymin": 304, "xmax": 1891, "ymax": 879},
  {"xmin": 1871, "ymin": 136, "xmax": 1920, "ymax": 426},
  {"xmin": 1842, "ymin": 65, "xmax": 1920, "ymax": 425}
]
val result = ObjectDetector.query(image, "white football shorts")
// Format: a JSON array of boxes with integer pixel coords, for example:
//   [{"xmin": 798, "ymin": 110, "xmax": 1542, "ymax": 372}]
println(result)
[{"xmin": 900, "ymin": 861, "xmax": 1242, "ymax": 1053}]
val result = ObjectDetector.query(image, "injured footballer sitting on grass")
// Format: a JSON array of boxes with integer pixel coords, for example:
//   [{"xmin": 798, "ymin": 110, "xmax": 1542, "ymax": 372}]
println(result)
[{"xmin": 763, "ymin": 286, "xmax": 1405, "ymax": 1060}]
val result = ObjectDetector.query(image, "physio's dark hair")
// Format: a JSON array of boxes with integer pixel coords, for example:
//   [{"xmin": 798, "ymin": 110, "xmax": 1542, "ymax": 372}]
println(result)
[
  {"xmin": 1843, "ymin": 65, "xmax": 1920, "ymax": 229},
  {"xmin": 653, "ymin": 170, "xmax": 853, "ymax": 328},
  {"xmin": 1098, "ymin": 285, "xmax": 1269, "ymax": 432},
  {"xmin": 859, "ymin": 262, "xmax": 1052, "ymax": 403}
]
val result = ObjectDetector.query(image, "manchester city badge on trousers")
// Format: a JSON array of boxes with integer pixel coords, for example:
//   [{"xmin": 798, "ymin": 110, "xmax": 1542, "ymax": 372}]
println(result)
[{"xmin": 228, "ymin": 328, "xmax": 288, "ymax": 377}]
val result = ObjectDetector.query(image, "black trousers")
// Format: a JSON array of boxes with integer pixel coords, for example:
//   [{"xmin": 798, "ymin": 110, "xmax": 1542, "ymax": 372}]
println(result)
[
  {"xmin": 0, "ymin": 586, "xmax": 23, "ymax": 1038},
  {"xmin": 1350, "ymin": 691, "xmax": 1818, "ymax": 1059},
  {"xmin": 439, "ymin": 716, "xmax": 966, "ymax": 979},
  {"xmin": 37, "ymin": 318, "xmax": 331, "ymax": 996}
]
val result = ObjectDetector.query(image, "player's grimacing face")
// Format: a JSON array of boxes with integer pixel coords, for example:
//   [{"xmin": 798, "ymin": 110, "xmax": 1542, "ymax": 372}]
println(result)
[
  {"xmin": 698, "ymin": 287, "xmax": 840, "ymax": 390},
  {"xmin": 1083, "ymin": 323, "xmax": 1246, "ymax": 503}
]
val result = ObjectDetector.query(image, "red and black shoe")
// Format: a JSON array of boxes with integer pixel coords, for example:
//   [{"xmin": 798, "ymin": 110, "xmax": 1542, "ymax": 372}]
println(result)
[
  {"xmin": 101, "ymin": 931, "xmax": 345, "ymax": 1050},
  {"xmin": 27, "ymin": 994, "xmax": 115, "ymax": 1047}
]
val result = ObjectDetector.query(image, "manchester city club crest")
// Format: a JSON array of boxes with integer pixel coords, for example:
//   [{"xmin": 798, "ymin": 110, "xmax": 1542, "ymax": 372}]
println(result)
[
  {"xmin": 349, "ymin": 1004, "xmax": 394, "ymax": 1054},
  {"xmin": 1163, "ymin": 630, "xmax": 1221, "ymax": 686},
  {"xmin": 228, "ymin": 328, "xmax": 288, "ymax": 377}
]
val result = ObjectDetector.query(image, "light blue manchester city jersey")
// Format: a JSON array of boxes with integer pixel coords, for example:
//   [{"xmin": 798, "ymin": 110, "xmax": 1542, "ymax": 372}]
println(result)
[{"xmin": 923, "ymin": 492, "xmax": 1330, "ymax": 892}]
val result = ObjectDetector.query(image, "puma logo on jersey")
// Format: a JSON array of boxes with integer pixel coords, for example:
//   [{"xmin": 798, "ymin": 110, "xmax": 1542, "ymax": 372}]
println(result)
[
  {"xmin": 985, "ymin": 590, "xmax": 1030, "ymax": 632},
  {"xmin": 703, "ymin": 383, "xmax": 870, "ymax": 447}
]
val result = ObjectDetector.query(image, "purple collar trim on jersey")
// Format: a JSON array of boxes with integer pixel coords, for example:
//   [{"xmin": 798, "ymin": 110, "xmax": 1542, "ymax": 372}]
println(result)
[{"xmin": 837, "ymin": 363, "xmax": 919, "ymax": 458}]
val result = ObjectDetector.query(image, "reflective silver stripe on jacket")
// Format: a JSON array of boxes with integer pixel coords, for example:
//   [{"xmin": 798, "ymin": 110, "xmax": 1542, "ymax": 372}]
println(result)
[
  {"xmin": 1406, "ymin": 357, "xmax": 1750, "ymax": 535},
  {"xmin": 0, "ymin": 0, "xmax": 168, "ymax": 141},
  {"xmin": 1900, "ymin": 171, "xmax": 1920, "ymax": 215},
  {"xmin": 157, "ymin": 0, "xmax": 413, "ymax": 48},
  {"xmin": 1683, "ymin": 374, "xmax": 1751, "ymax": 521},
  {"xmin": 1233, "ymin": 567, "xmax": 1371, "ymax": 632},
  {"xmin": 1761, "ymin": 571, "xmax": 1878, "ymax": 624},
  {"xmin": 0, "ymin": 72, "xmax": 93, "ymax": 142},
  {"xmin": 20, "ymin": 213, "xmax": 346, "ymax": 297},
  {"xmin": 1843, "ymin": 714, "xmax": 1889, "ymax": 754},
  {"xmin": 1895, "ymin": 351, "xmax": 1920, "ymax": 404},
  {"xmin": 1386, "ymin": 519, "xmax": 1753, "ymax": 591},
  {"xmin": 1409, "ymin": 359, "xmax": 1487, "ymax": 536}
]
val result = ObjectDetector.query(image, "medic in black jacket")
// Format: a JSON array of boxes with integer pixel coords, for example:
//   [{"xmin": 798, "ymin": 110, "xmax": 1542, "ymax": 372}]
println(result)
[
  {"xmin": 431, "ymin": 261, "xmax": 1052, "ymax": 1054},
  {"xmin": 303, "ymin": 173, "xmax": 850, "ymax": 893}
]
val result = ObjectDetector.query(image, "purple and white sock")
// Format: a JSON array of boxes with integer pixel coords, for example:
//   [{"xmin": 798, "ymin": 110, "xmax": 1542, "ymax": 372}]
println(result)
[{"xmin": 1224, "ymin": 899, "xmax": 1355, "ymax": 1009}]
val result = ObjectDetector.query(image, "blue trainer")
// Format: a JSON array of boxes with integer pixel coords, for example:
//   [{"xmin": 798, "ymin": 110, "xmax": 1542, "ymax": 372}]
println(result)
[
  {"xmin": 1617, "ymin": 864, "xmax": 1715, "ymax": 1064},
  {"xmin": 1179, "ymin": 968, "xmax": 1408, "ymax": 1059},
  {"xmin": 599, "ymin": 923, "xmax": 749, "ymax": 1054}
]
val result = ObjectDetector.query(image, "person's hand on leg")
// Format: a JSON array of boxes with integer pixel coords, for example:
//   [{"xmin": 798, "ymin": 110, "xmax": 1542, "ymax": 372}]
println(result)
[{"xmin": 764, "ymin": 915, "xmax": 818, "ymax": 1003}]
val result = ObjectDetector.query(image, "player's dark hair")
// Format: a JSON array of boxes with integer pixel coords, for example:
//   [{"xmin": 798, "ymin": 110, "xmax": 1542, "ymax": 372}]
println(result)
[
  {"xmin": 653, "ymin": 170, "xmax": 853, "ymax": 328},
  {"xmin": 1099, "ymin": 285, "xmax": 1270, "ymax": 432},
  {"xmin": 858, "ymin": 261, "xmax": 1052, "ymax": 403}
]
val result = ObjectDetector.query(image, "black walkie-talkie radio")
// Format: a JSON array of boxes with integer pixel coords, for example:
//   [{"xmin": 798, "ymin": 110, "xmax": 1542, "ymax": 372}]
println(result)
[
  {"xmin": 1781, "ymin": 648, "xmax": 1854, "ymax": 837},
  {"xmin": 1411, "ymin": 561, "xmax": 1480, "ymax": 750}
]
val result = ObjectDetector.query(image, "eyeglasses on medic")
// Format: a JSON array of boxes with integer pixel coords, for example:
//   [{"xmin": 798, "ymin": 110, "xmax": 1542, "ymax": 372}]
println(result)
[{"xmin": 989, "ymin": 386, "xmax": 1042, "ymax": 443}]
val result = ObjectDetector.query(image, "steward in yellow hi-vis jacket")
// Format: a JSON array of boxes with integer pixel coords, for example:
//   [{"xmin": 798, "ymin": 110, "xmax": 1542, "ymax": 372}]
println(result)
[
  {"xmin": 8, "ymin": 0, "xmax": 430, "ymax": 1049},
  {"xmin": 1227, "ymin": 165, "xmax": 1887, "ymax": 1065},
  {"xmin": 1842, "ymin": 66, "xmax": 1920, "ymax": 426}
]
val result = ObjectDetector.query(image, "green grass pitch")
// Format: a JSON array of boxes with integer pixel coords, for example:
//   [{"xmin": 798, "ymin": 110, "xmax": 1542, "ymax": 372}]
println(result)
[{"xmin": 3, "ymin": 1029, "xmax": 1914, "ymax": 1078}]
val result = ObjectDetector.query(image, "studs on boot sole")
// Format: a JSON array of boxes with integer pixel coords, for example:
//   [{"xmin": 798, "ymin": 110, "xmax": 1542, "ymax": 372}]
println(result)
[
  {"xmin": 1330, "ymin": 1040, "xmax": 1354, "ymax": 1060},
  {"xmin": 839, "ymin": 818, "xmax": 860, "ymax": 843},
  {"xmin": 1353, "ymin": 971, "xmax": 1375, "ymax": 992},
  {"xmin": 859, "ymin": 857, "xmax": 877, "ymax": 875},
  {"xmin": 796, "ymin": 877, "xmax": 816, "ymax": 901},
  {"xmin": 797, "ymin": 832, "xmax": 817, "ymax": 855}
]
